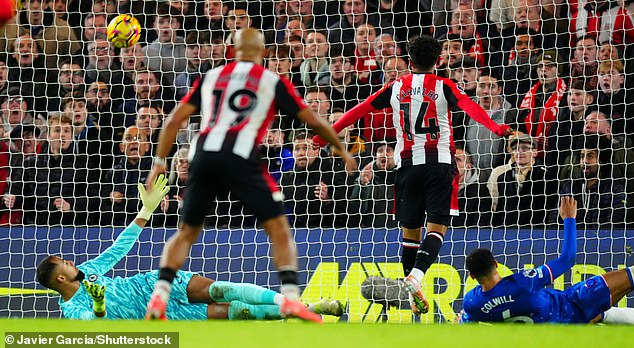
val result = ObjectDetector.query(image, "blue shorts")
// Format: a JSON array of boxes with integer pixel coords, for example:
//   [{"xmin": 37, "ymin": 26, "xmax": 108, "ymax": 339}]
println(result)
[
  {"xmin": 141, "ymin": 270, "xmax": 208, "ymax": 320},
  {"xmin": 565, "ymin": 275, "xmax": 612, "ymax": 323}
]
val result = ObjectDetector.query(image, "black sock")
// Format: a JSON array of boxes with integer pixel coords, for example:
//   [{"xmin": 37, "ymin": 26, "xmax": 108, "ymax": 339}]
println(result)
[
  {"xmin": 158, "ymin": 267, "xmax": 177, "ymax": 284},
  {"xmin": 402, "ymin": 238, "xmax": 421, "ymax": 276},
  {"xmin": 413, "ymin": 232, "xmax": 444, "ymax": 274},
  {"xmin": 279, "ymin": 270, "xmax": 298, "ymax": 286}
]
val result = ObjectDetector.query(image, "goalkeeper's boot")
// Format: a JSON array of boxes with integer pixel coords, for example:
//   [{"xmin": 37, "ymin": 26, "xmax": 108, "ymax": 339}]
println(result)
[
  {"xmin": 145, "ymin": 293, "xmax": 168, "ymax": 321},
  {"xmin": 310, "ymin": 298, "xmax": 344, "ymax": 317},
  {"xmin": 280, "ymin": 297, "xmax": 323, "ymax": 323},
  {"xmin": 404, "ymin": 275, "xmax": 429, "ymax": 315}
]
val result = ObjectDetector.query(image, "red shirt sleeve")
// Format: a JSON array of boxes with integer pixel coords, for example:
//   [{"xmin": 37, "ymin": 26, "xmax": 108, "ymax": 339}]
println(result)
[
  {"xmin": 443, "ymin": 79, "xmax": 510, "ymax": 137},
  {"xmin": 275, "ymin": 76, "xmax": 307, "ymax": 118},
  {"xmin": 181, "ymin": 77, "xmax": 202, "ymax": 112},
  {"xmin": 313, "ymin": 83, "xmax": 393, "ymax": 147}
]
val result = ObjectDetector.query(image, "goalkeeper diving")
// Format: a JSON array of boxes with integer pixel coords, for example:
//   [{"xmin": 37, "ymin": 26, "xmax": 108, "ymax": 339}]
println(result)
[
  {"xmin": 36, "ymin": 175, "xmax": 343, "ymax": 320},
  {"xmin": 460, "ymin": 197, "xmax": 634, "ymax": 324}
]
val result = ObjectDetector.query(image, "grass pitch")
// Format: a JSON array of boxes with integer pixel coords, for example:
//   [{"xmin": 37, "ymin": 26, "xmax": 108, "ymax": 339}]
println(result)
[{"xmin": 1, "ymin": 319, "xmax": 633, "ymax": 348}]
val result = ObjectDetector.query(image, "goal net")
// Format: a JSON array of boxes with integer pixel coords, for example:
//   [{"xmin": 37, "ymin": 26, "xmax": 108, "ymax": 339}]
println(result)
[{"xmin": 1, "ymin": 0, "xmax": 633, "ymax": 323}]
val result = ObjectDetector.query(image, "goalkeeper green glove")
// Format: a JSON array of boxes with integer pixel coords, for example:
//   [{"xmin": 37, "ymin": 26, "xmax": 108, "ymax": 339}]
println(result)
[
  {"xmin": 137, "ymin": 173, "xmax": 170, "ymax": 221},
  {"xmin": 82, "ymin": 280, "xmax": 106, "ymax": 317}
]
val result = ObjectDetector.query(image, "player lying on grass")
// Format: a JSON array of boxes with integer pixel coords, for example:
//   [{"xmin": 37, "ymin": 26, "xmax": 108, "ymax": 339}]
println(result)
[
  {"xmin": 36, "ymin": 175, "xmax": 343, "ymax": 320},
  {"xmin": 461, "ymin": 196, "xmax": 634, "ymax": 324}
]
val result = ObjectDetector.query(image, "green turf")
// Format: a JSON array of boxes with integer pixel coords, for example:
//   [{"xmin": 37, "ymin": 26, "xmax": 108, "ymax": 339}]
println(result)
[{"xmin": 1, "ymin": 319, "xmax": 633, "ymax": 348}]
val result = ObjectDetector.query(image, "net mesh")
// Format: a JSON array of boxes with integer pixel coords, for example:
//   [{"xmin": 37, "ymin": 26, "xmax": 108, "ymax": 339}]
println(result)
[{"xmin": 0, "ymin": 0, "xmax": 633, "ymax": 323}]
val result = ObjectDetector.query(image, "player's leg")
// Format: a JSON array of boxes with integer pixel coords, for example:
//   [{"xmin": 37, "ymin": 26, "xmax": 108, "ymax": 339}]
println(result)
[
  {"xmin": 598, "ymin": 268, "xmax": 634, "ymax": 324},
  {"xmin": 395, "ymin": 166, "xmax": 424, "ymax": 277},
  {"xmin": 146, "ymin": 152, "xmax": 217, "ymax": 320},
  {"xmin": 231, "ymin": 161, "xmax": 322, "ymax": 323}
]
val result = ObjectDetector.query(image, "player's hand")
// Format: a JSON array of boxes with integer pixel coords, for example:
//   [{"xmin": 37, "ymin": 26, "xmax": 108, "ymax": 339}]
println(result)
[
  {"xmin": 53, "ymin": 198, "xmax": 71, "ymax": 212},
  {"xmin": 314, "ymin": 182, "xmax": 329, "ymax": 201},
  {"xmin": 146, "ymin": 162, "xmax": 168, "ymax": 193},
  {"xmin": 82, "ymin": 280, "xmax": 106, "ymax": 316},
  {"xmin": 559, "ymin": 196, "xmax": 577, "ymax": 220},
  {"xmin": 340, "ymin": 151, "xmax": 358, "ymax": 176},
  {"xmin": 499, "ymin": 126, "xmax": 514, "ymax": 138},
  {"xmin": 359, "ymin": 163, "xmax": 373, "ymax": 185},
  {"xmin": 311, "ymin": 135, "xmax": 328, "ymax": 148},
  {"xmin": 3, "ymin": 194, "xmax": 16, "ymax": 209},
  {"xmin": 138, "ymin": 174, "xmax": 170, "ymax": 213}
]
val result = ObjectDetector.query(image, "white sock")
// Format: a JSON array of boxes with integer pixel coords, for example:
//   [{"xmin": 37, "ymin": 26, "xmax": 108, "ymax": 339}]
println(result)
[
  {"xmin": 280, "ymin": 284, "xmax": 300, "ymax": 300},
  {"xmin": 602, "ymin": 307, "xmax": 634, "ymax": 324},
  {"xmin": 154, "ymin": 280, "xmax": 172, "ymax": 302},
  {"xmin": 409, "ymin": 268, "xmax": 425, "ymax": 284},
  {"xmin": 273, "ymin": 293, "xmax": 285, "ymax": 306}
]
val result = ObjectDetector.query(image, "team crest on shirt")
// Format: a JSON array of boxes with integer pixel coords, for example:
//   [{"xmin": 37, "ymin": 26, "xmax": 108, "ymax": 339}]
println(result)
[
  {"xmin": 88, "ymin": 274, "xmax": 99, "ymax": 282},
  {"xmin": 456, "ymin": 84, "xmax": 466, "ymax": 95},
  {"xmin": 522, "ymin": 268, "xmax": 543, "ymax": 278}
]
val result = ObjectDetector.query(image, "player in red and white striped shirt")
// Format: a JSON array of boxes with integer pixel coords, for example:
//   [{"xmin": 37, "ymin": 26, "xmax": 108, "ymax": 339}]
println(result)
[
  {"xmin": 315, "ymin": 35, "xmax": 512, "ymax": 315},
  {"xmin": 145, "ymin": 28, "xmax": 356, "ymax": 323}
]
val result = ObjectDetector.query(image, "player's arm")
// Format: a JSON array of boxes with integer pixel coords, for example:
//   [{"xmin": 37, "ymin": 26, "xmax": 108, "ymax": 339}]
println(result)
[
  {"xmin": 312, "ymin": 84, "xmax": 394, "ymax": 147},
  {"xmin": 147, "ymin": 78, "xmax": 202, "ymax": 190},
  {"xmin": 80, "ymin": 176, "xmax": 170, "ymax": 276},
  {"xmin": 543, "ymin": 196, "xmax": 578, "ymax": 281},
  {"xmin": 443, "ymin": 81, "xmax": 513, "ymax": 137}
]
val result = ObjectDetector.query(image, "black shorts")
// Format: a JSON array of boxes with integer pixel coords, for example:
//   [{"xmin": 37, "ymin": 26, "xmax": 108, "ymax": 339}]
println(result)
[
  {"xmin": 394, "ymin": 162, "xmax": 459, "ymax": 228},
  {"xmin": 180, "ymin": 148, "xmax": 285, "ymax": 226}
]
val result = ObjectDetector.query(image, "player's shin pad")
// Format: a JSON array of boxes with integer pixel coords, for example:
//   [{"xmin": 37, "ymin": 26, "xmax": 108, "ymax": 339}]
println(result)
[{"xmin": 361, "ymin": 276, "xmax": 410, "ymax": 309}]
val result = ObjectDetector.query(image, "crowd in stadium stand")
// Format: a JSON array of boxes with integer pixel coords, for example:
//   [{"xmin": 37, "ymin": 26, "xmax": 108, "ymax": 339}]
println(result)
[{"xmin": 0, "ymin": 0, "xmax": 633, "ymax": 229}]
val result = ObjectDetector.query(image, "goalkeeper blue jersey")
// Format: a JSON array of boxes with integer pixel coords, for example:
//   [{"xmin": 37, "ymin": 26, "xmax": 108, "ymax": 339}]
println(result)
[{"xmin": 58, "ymin": 222, "xmax": 207, "ymax": 320}]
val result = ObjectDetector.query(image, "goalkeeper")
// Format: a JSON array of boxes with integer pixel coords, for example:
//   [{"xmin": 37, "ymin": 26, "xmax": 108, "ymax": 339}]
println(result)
[
  {"xmin": 36, "ymin": 175, "xmax": 342, "ymax": 320},
  {"xmin": 460, "ymin": 197, "xmax": 634, "ymax": 324}
]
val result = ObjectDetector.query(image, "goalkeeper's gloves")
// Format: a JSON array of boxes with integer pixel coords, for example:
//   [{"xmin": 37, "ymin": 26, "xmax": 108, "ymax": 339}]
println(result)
[
  {"xmin": 137, "ymin": 174, "xmax": 170, "ymax": 221},
  {"xmin": 82, "ymin": 280, "xmax": 106, "ymax": 317}
]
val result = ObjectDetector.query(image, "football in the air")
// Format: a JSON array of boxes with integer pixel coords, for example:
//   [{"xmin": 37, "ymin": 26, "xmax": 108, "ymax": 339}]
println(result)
[{"xmin": 107, "ymin": 14, "xmax": 142, "ymax": 48}]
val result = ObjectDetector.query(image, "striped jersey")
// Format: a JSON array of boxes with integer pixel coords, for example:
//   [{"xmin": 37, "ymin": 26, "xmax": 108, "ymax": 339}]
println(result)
[
  {"xmin": 320, "ymin": 73, "xmax": 509, "ymax": 168},
  {"xmin": 183, "ymin": 61, "xmax": 306, "ymax": 160}
]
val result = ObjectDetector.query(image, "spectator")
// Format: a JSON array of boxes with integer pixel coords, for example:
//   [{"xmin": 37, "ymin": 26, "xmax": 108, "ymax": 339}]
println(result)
[
  {"xmin": 570, "ymin": 35, "xmax": 599, "ymax": 89},
  {"xmin": 349, "ymin": 141, "xmax": 397, "ymax": 228},
  {"xmin": 47, "ymin": 56, "xmax": 85, "ymax": 113},
  {"xmin": 85, "ymin": 81, "xmax": 125, "ymax": 166},
  {"xmin": 285, "ymin": 35, "xmax": 305, "ymax": 85},
  {"xmin": 499, "ymin": 0, "xmax": 567, "ymax": 51},
  {"xmin": 143, "ymin": 3, "xmax": 188, "ymax": 86},
  {"xmin": 517, "ymin": 50, "xmax": 567, "ymax": 159},
  {"xmin": 328, "ymin": 110, "xmax": 372, "ymax": 170},
  {"xmin": 121, "ymin": 70, "xmax": 175, "ymax": 116},
  {"xmin": 81, "ymin": 13, "xmax": 108, "ymax": 54},
  {"xmin": 135, "ymin": 104, "xmax": 170, "ymax": 156},
  {"xmin": 1, "ymin": 89, "xmax": 33, "ymax": 132},
  {"xmin": 328, "ymin": 0, "xmax": 379, "ymax": 48},
  {"xmin": 596, "ymin": 60, "xmax": 632, "ymax": 134},
  {"xmin": 22, "ymin": 113, "xmax": 96, "ymax": 225},
  {"xmin": 299, "ymin": 30, "xmax": 330, "ymax": 87},
  {"xmin": 371, "ymin": 33, "xmax": 401, "ymax": 84},
  {"xmin": 353, "ymin": 23, "xmax": 378, "ymax": 85},
  {"xmin": 85, "ymin": 37, "xmax": 126, "ymax": 102},
  {"xmin": 7, "ymin": 34, "xmax": 51, "ymax": 115},
  {"xmin": 450, "ymin": 56, "xmax": 479, "ymax": 99},
  {"xmin": 501, "ymin": 27, "xmax": 539, "ymax": 108},
  {"xmin": 554, "ymin": 134, "xmax": 630, "ymax": 227},
  {"xmin": 62, "ymin": 98, "xmax": 100, "ymax": 165},
  {"xmin": 466, "ymin": 72, "xmax": 515, "ymax": 180},
  {"xmin": 197, "ymin": 0, "xmax": 226, "ymax": 33},
  {"xmin": 321, "ymin": 47, "xmax": 371, "ymax": 111},
  {"xmin": 280, "ymin": 132, "xmax": 348, "ymax": 227},
  {"xmin": 597, "ymin": 42, "xmax": 620, "ymax": 62},
  {"xmin": 266, "ymin": 45, "xmax": 293, "ymax": 81},
  {"xmin": 569, "ymin": 0, "xmax": 613, "ymax": 47},
  {"xmin": 375, "ymin": 0, "xmax": 431, "ymax": 42},
  {"xmin": 118, "ymin": 43, "xmax": 146, "ymax": 100},
  {"xmin": 163, "ymin": 146, "xmax": 190, "ymax": 227},
  {"xmin": 0, "ymin": 0, "xmax": 81, "ymax": 69},
  {"xmin": 0, "ymin": 61, "xmax": 9, "ymax": 97},
  {"xmin": 1, "ymin": 124, "xmax": 41, "ymax": 225},
  {"xmin": 436, "ymin": 33, "xmax": 467, "ymax": 78},
  {"xmin": 490, "ymin": 134, "xmax": 556, "ymax": 227},
  {"xmin": 304, "ymin": 87, "xmax": 331, "ymax": 120},
  {"xmin": 223, "ymin": 2, "xmax": 252, "ymax": 59},
  {"xmin": 47, "ymin": 0, "xmax": 82, "ymax": 32},
  {"xmin": 452, "ymin": 143, "xmax": 492, "ymax": 228},
  {"xmin": 442, "ymin": 1, "xmax": 489, "ymax": 67},
  {"xmin": 175, "ymin": 31, "xmax": 212, "ymax": 99},
  {"xmin": 381, "ymin": 56, "xmax": 409, "ymax": 85},
  {"xmin": 205, "ymin": 31, "xmax": 227, "ymax": 70},
  {"xmin": 546, "ymin": 78, "xmax": 595, "ymax": 169},
  {"xmin": 262, "ymin": 124, "xmax": 294, "ymax": 183},
  {"xmin": 103, "ymin": 126, "xmax": 152, "ymax": 226},
  {"xmin": 600, "ymin": 0, "xmax": 634, "ymax": 53}
]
